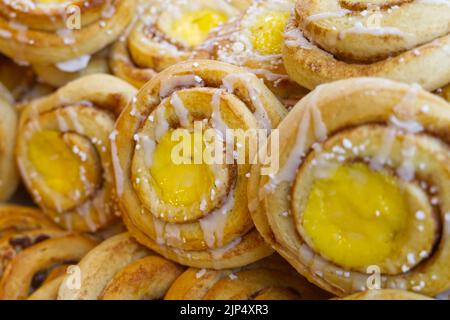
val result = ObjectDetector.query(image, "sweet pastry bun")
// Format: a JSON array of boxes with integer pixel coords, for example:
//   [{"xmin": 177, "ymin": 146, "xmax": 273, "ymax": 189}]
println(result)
[
  {"xmin": 249, "ymin": 78, "xmax": 450, "ymax": 297},
  {"xmin": 110, "ymin": 0, "xmax": 241, "ymax": 88},
  {"xmin": 58, "ymin": 233, "xmax": 185, "ymax": 300},
  {"xmin": 0, "ymin": 0, "xmax": 136, "ymax": 65},
  {"xmin": 283, "ymin": 0, "xmax": 450, "ymax": 91},
  {"xmin": 16, "ymin": 74, "xmax": 137, "ymax": 232},
  {"xmin": 201, "ymin": 0, "xmax": 308, "ymax": 106},
  {"xmin": 112, "ymin": 60, "xmax": 287, "ymax": 269},
  {"xmin": 0, "ymin": 234, "xmax": 96, "ymax": 300}
]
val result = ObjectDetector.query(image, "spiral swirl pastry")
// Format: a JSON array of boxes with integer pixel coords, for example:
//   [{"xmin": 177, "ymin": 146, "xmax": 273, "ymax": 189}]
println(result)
[
  {"xmin": 249, "ymin": 78, "xmax": 450, "ymax": 297},
  {"xmin": 16, "ymin": 74, "xmax": 137, "ymax": 232},
  {"xmin": 0, "ymin": 0, "xmax": 136, "ymax": 66},
  {"xmin": 165, "ymin": 254, "xmax": 330, "ymax": 300},
  {"xmin": 283, "ymin": 0, "xmax": 450, "ymax": 91},
  {"xmin": 32, "ymin": 48, "xmax": 111, "ymax": 87},
  {"xmin": 0, "ymin": 85, "xmax": 19, "ymax": 201},
  {"xmin": 341, "ymin": 289, "xmax": 433, "ymax": 300},
  {"xmin": 0, "ymin": 234, "xmax": 96, "ymax": 299},
  {"xmin": 201, "ymin": 0, "xmax": 308, "ymax": 107},
  {"xmin": 112, "ymin": 60, "xmax": 286, "ymax": 269},
  {"xmin": 58, "ymin": 233, "xmax": 185, "ymax": 300},
  {"xmin": 110, "ymin": 0, "xmax": 241, "ymax": 88},
  {"xmin": 0, "ymin": 206, "xmax": 70, "ymax": 291}
]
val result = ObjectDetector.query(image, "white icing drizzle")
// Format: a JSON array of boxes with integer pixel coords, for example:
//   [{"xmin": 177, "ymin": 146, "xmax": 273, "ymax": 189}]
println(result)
[
  {"xmin": 77, "ymin": 202, "xmax": 97, "ymax": 232},
  {"xmin": 170, "ymin": 92, "xmax": 190, "ymax": 128},
  {"xmin": 56, "ymin": 55, "xmax": 91, "ymax": 73},
  {"xmin": 56, "ymin": 110, "xmax": 69, "ymax": 132},
  {"xmin": 284, "ymin": 28, "xmax": 315, "ymax": 49},
  {"xmin": 390, "ymin": 84, "xmax": 424, "ymax": 133},
  {"xmin": 222, "ymin": 73, "xmax": 272, "ymax": 131},
  {"xmin": 370, "ymin": 128, "xmax": 396, "ymax": 170},
  {"xmin": 67, "ymin": 108, "xmax": 84, "ymax": 134},
  {"xmin": 165, "ymin": 223, "xmax": 181, "ymax": 243},
  {"xmin": 152, "ymin": 215, "xmax": 166, "ymax": 245},
  {"xmin": 154, "ymin": 107, "xmax": 169, "ymax": 142},
  {"xmin": 267, "ymin": 88, "xmax": 327, "ymax": 189},
  {"xmin": 211, "ymin": 90, "xmax": 229, "ymax": 137},
  {"xmin": 306, "ymin": 9, "xmax": 351, "ymax": 22},
  {"xmin": 199, "ymin": 189, "xmax": 235, "ymax": 249},
  {"xmin": 339, "ymin": 22, "xmax": 410, "ymax": 39},
  {"xmin": 196, "ymin": 268, "xmax": 207, "ymax": 279},
  {"xmin": 138, "ymin": 133, "xmax": 156, "ymax": 168},
  {"xmin": 109, "ymin": 130, "xmax": 124, "ymax": 196},
  {"xmin": 389, "ymin": 116, "xmax": 424, "ymax": 133},
  {"xmin": 397, "ymin": 143, "xmax": 416, "ymax": 182},
  {"xmin": 299, "ymin": 244, "xmax": 315, "ymax": 265},
  {"xmin": 159, "ymin": 75, "xmax": 205, "ymax": 98}
]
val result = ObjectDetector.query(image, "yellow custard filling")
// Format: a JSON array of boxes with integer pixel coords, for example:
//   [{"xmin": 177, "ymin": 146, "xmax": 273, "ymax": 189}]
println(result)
[
  {"xmin": 302, "ymin": 163, "xmax": 410, "ymax": 269},
  {"xmin": 150, "ymin": 130, "xmax": 214, "ymax": 207},
  {"xmin": 168, "ymin": 9, "xmax": 228, "ymax": 47},
  {"xmin": 28, "ymin": 130, "xmax": 93, "ymax": 195},
  {"xmin": 249, "ymin": 11, "xmax": 290, "ymax": 55}
]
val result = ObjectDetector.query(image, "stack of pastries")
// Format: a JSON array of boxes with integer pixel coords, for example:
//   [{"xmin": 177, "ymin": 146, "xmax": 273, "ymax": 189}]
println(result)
[{"xmin": 0, "ymin": 0, "xmax": 448, "ymax": 300}]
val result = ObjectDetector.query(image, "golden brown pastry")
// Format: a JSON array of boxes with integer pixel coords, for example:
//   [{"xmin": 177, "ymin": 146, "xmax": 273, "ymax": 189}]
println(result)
[
  {"xmin": 58, "ymin": 233, "xmax": 185, "ymax": 300},
  {"xmin": 165, "ymin": 254, "xmax": 330, "ymax": 300},
  {"xmin": 16, "ymin": 74, "xmax": 137, "ymax": 232},
  {"xmin": 112, "ymin": 60, "xmax": 287, "ymax": 269},
  {"xmin": 0, "ymin": 0, "xmax": 136, "ymax": 65},
  {"xmin": 0, "ymin": 85, "xmax": 19, "ymax": 201},
  {"xmin": 0, "ymin": 234, "xmax": 96, "ymax": 300},
  {"xmin": 201, "ymin": 0, "xmax": 308, "ymax": 107},
  {"xmin": 283, "ymin": 0, "xmax": 450, "ymax": 91},
  {"xmin": 0, "ymin": 206, "xmax": 60, "ymax": 277},
  {"xmin": 249, "ymin": 78, "xmax": 450, "ymax": 297},
  {"xmin": 341, "ymin": 289, "xmax": 433, "ymax": 300},
  {"xmin": 110, "ymin": 0, "xmax": 241, "ymax": 88}
]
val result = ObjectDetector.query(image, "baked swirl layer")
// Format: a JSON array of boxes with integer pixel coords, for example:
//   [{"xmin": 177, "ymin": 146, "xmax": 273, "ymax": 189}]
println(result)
[
  {"xmin": 0, "ymin": 85, "xmax": 19, "ymax": 201},
  {"xmin": 16, "ymin": 74, "xmax": 137, "ymax": 232},
  {"xmin": 283, "ymin": 0, "xmax": 450, "ymax": 91},
  {"xmin": 165, "ymin": 254, "xmax": 330, "ymax": 300},
  {"xmin": 249, "ymin": 78, "xmax": 450, "ymax": 297},
  {"xmin": 110, "ymin": 0, "xmax": 240, "ymax": 88},
  {"xmin": 0, "ymin": 206, "xmax": 96, "ymax": 300},
  {"xmin": 202, "ymin": 0, "xmax": 308, "ymax": 106},
  {"xmin": 0, "ymin": 0, "xmax": 136, "ymax": 65},
  {"xmin": 112, "ymin": 60, "xmax": 287, "ymax": 269},
  {"xmin": 58, "ymin": 233, "xmax": 185, "ymax": 300},
  {"xmin": 0, "ymin": 234, "xmax": 96, "ymax": 300}
]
